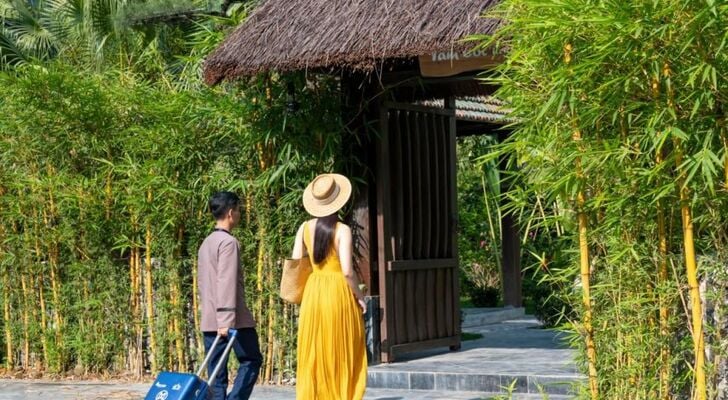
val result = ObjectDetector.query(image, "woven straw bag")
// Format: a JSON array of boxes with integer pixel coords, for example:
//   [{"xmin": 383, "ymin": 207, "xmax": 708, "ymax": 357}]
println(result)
[{"xmin": 280, "ymin": 240, "xmax": 312, "ymax": 304}]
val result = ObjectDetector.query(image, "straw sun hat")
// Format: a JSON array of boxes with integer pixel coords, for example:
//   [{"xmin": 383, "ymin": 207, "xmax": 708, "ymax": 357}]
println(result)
[{"xmin": 302, "ymin": 174, "xmax": 352, "ymax": 217}]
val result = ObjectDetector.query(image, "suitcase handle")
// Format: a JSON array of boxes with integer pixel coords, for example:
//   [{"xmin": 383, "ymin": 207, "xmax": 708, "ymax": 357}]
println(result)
[{"xmin": 195, "ymin": 328, "xmax": 238, "ymax": 384}]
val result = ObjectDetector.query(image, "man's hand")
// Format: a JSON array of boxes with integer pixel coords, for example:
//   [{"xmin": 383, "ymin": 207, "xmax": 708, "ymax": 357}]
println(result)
[{"xmin": 217, "ymin": 327, "xmax": 229, "ymax": 337}]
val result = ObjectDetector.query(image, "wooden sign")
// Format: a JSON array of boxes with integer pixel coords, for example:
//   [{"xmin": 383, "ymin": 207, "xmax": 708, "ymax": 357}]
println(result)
[{"xmin": 419, "ymin": 48, "xmax": 504, "ymax": 78}]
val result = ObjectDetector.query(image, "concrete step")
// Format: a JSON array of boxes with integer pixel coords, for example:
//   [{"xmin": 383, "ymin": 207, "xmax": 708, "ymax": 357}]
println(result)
[
  {"xmin": 367, "ymin": 370, "xmax": 580, "ymax": 396},
  {"xmin": 462, "ymin": 307, "xmax": 526, "ymax": 328},
  {"xmin": 363, "ymin": 388, "xmax": 575, "ymax": 399},
  {"xmin": 369, "ymin": 317, "xmax": 583, "ymax": 397}
]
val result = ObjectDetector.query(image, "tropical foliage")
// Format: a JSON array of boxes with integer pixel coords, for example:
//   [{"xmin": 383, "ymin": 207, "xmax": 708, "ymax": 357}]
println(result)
[
  {"xmin": 0, "ymin": 0, "xmax": 349, "ymax": 380},
  {"xmin": 0, "ymin": 61, "xmax": 343, "ymax": 379},
  {"xmin": 479, "ymin": 0, "xmax": 728, "ymax": 399}
]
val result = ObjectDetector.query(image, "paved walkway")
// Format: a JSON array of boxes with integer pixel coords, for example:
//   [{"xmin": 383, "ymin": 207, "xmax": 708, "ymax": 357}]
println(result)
[
  {"xmin": 369, "ymin": 317, "xmax": 580, "ymax": 396},
  {"xmin": 0, "ymin": 380, "xmax": 568, "ymax": 399},
  {"xmin": 0, "ymin": 316, "xmax": 579, "ymax": 399}
]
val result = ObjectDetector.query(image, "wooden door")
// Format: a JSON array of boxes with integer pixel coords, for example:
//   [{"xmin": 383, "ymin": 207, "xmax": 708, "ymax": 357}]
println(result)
[{"xmin": 376, "ymin": 101, "xmax": 460, "ymax": 362}]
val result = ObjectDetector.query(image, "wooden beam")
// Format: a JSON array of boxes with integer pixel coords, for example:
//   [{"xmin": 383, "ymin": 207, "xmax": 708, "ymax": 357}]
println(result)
[
  {"xmin": 498, "ymin": 130, "xmax": 523, "ymax": 307},
  {"xmin": 387, "ymin": 259, "xmax": 457, "ymax": 272},
  {"xmin": 389, "ymin": 336, "xmax": 460, "ymax": 360},
  {"xmin": 376, "ymin": 102, "xmax": 394, "ymax": 363}
]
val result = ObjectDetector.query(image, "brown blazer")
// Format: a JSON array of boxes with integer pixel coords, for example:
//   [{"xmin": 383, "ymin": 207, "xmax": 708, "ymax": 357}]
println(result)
[{"xmin": 197, "ymin": 230, "xmax": 255, "ymax": 331}]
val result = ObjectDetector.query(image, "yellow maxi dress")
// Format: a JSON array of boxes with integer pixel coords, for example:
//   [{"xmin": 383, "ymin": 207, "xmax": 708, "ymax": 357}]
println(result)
[{"xmin": 296, "ymin": 221, "xmax": 367, "ymax": 400}]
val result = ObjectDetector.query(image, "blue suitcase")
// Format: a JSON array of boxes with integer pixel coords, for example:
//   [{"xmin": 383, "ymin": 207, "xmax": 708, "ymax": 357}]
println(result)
[{"xmin": 144, "ymin": 329, "xmax": 237, "ymax": 400}]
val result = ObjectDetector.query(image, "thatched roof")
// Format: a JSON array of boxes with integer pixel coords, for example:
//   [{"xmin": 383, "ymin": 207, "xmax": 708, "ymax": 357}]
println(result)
[{"xmin": 204, "ymin": 0, "xmax": 501, "ymax": 85}]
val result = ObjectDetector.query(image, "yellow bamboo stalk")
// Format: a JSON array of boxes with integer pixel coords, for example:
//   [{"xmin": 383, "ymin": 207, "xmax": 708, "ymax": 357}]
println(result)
[
  {"xmin": 565, "ymin": 42, "xmax": 598, "ymax": 400},
  {"xmin": 657, "ymin": 196, "xmax": 670, "ymax": 400},
  {"xmin": 20, "ymin": 273, "xmax": 30, "ymax": 369},
  {"xmin": 130, "ymin": 246, "xmax": 138, "ymax": 318},
  {"xmin": 0, "ymin": 203, "xmax": 12, "ymax": 370},
  {"xmin": 30, "ymin": 226, "xmax": 48, "ymax": 371},
  {"xmin": 175, "ymin": 226, "xmax": 186, "ymax": 370},
  {"xmin": 675, "ymin": 140, "xmax": 706, "ymax": 400},
  {"xmin": 721, "ymin": 119, "xmax": 727, "ymax": 190},
  {"xmin": 245, "ymin": 193, "xmax": 252, "ymax": 226},
  {"xmin": 192, "ymin": 252, "xmax": 202, "ymax": 356},
  {"xmin": 48, "ymin": 248, "xmax": 62, "ymax": 337},
  {"xmin": 37, "ymin": 276, "xmax": 48, "ymax": 371},
  {"xmin": 663, "ymin": 61, "xmax": 705, "ymax": 400},
  {"xmin": 172, "ymin": 272, "xmax": 185, "ymax": 371},
  {"xmin": 277, "ymin": 303, "xmax": 287, "ymax": 385},
  {"xmin": 135, "ymin": 244, "xmax": 143, "ymax": 375},
  {"xmin": 105, "ymin": 171, "xmax": 113, "ymax": 221},
  {"xmin": 145, "ymin": 220, "xmax": 157, "ymax": 373},
  {"xmin": 2, "ymin": 264, "xmax": 12, "ymax": 369},
  {"xmin": 264, "ymin": 284, "xmax": 275, "ymax": 383},
  {"xmin": 254, "ymin": 226, "xmax": 266, "ymax": 327},
  {"xmin": 131, "ymin": 246, "xmax": 143, "ymax": 377},
  {"xmin": 168, "ymin": 317, "xmax": 174, "ymax": 370},
  {"xmin": 653, "ymin": 73, "xmax": 671, "ymax": 400},
  {"xmin": 256, "ymin": 225, "xmax": 266, "ymax": 293},
  {"xmin": 45, "ymin": 188, "xmax": 64, "ymax": 369}
]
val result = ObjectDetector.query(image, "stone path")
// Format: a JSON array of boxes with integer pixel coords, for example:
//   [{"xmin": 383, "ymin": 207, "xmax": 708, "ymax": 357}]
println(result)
[
  {"xmin": 0, "ymin": 316, "xmax": 581, "ymax": 399},
  {"xmin": 368, "ymin": 317, "xmax": 581, "ymax": 396},
  {"xmin": 0, "ymin": 380, "xmax": 571, "ymax": 399}
]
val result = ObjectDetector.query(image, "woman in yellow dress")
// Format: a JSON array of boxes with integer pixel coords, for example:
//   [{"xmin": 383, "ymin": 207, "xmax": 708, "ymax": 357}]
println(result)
[{"xmin": 290, "ymin": 173, "xmax": 368, "ymax": 399}]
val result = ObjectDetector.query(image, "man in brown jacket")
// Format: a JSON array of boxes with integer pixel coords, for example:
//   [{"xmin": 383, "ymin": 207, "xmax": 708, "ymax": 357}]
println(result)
[{"xmin": 198, "ymin": 191, "xmax": 261, "ymax": 400}]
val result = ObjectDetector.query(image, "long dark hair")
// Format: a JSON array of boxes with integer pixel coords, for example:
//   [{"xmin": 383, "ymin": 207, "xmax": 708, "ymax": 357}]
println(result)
[{"xmin": 313, "ymin": 214, "xmax": 338, "ymax": 264}]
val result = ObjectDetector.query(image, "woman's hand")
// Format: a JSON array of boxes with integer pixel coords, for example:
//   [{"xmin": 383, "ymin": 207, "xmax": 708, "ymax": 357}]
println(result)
[{"xmin": 357, "ymin": 297, "xmax": 366, "ymax": 313}]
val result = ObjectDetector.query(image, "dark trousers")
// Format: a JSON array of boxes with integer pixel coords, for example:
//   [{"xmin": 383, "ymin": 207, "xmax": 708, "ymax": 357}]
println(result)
[{"xmin": 203, "ymin": 328, "xmax": 262, "ymax": 400}]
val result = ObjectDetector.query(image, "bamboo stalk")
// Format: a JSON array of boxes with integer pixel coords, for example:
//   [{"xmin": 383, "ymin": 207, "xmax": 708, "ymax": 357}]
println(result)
[
  {"xmin": 129, "ymin": 213, "xmax": 142, "ymax": 376},
  {"xmin": 135, "ymin": 243, "xmax": 143, "ymax": 376},
  {"xmin": 145, "ymin": 219, "xmax": 157, "ymax": 373},
  {"xmin": 255, "ymin": 222, "xmax": 266, "ymax": 326},
  {"xmin": 20, "ymin": 273, "xmax": 30, "ymax": 369},
  {"xmin": 45, "ymin": 186, "xmax": 64, "ymax": 369},
  {"xmin": 264, "ymin": 277, "xmax": 275, "ymax": 383},
  {"xmin": 0, "ymin": 205, "xmax": 11, "ymax": 370},
  {"xmin": 652, "ymin": 74, "xmax": 671, "ymax": 400},
  {"xmin": 171, "ymin": 224, "xmax": 186, "ymax": 371},
  {"xmin": 168, "ymin": 316, "xmax": 174, "ymax": 371},
  {"xmin": 29, "ymin": 218, "xmax": 48, "ymax": 371},
  {"xmin": 2, "ymin": 263, "xmax": 12, "ymax": 369},
  {"xmin": 565, "ymin": 42, "xmax": 598, "ymax": 400},
  {"xmin": 172, "ymin": 271, "xmax": 185, "ymax": 371},
  {"xmin": 48, "ymin": 245, "xmax": 62, "ymax": 359},
  {"xmin": 105, "ymin": 171, "xmax": 113, "ymax": 221},
  {"xmin": 130, "ymin": 246, "xmax": 138, "ymax": 320},
  {"xmin": 657, "ymin": 194, "xmax": 671, "ymax": 400},
  {"xmin": 663, "ymin": 61, "xmax": 706, "ymax": 400},
  {"xmin": 192, "ymin": 251, "xmax": 202, "ymax": 357},
  {"xmin": 720, "ymin": 118, "xmax": 727, "ymax": 190},
  {"xmin": 277, "ymin": 303, "xmax": 287, "ymax": 385},
  {"xmin": 674, "ymin": 138, "xmax": 707, "ymax": 400},
  {"xmin": 37, "ymin": 275, "xmax": 48, "ymax": 372}
]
